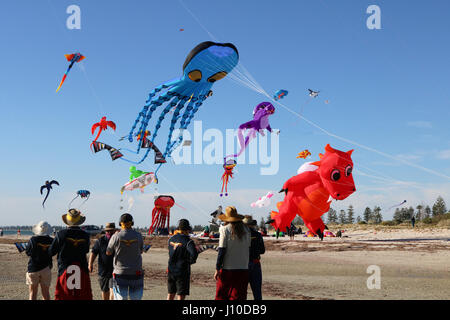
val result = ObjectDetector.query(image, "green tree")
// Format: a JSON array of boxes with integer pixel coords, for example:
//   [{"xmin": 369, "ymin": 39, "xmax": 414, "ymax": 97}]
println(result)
[
  {"xmin": 363, "ymin": 207, "xmax": 372, "ymax": 223},
  {"xmin": 416, "ymin": 204, "xmax": 424, "ymax": 221},
  {"xmin": 432, "ymin": 196, "xmax": 447, "ymax": 217},
  {"xmin": 372, "ymin": 206, "xmax": 383, "ymax": 224},
  {"xmin": 339, "ymin": 210, "xmax": 347, "ymax": 224},
  {"xmin": 327, "ymin": 208, "xmax": 338, "ymax": 224},
  {"xmin": 393, "ymin": 208, "xmax": 401, "ymax": 223},
  {"xmin": 425, "ymin": 205, "xmax": 431, "ymax": 218},
  {"xmin": 347, "ymin": 205, "xmax": 355, "ymax": 224}
]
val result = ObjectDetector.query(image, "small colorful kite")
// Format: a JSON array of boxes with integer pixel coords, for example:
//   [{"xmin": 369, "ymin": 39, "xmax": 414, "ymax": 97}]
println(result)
[
  {"xmin": 68, "ymin": 190, "xmax": 91, "ymax": 208},
  {"xmin": 129, "ymin": 166, "xmax": 149, "ymax": 180},
  {"xmin": 251, "ymin": 192, "xmax": 274, "ymax": 208},
  {"xmin": 40, "ymin": 180, "xmax": 59, "ymax": 208},
  {"xmin": 220, "ymin": 159, "xmax": 236, "ymax": 197},
  {"xmin": 388, "ymin": 200, "xmax": 407, "ymax": 210},
  {"xmin": 308, "ymin": 89, "xmax": 320, "ymax": 98},
  {"xmin": 140, "ymin": 137, "xmax": 167, "ymax": 164},
  {"xmin": 56, "ymin": 53, "xmax": 85, "ymax": 92},
  {"xmin": 91, "ymin": 141, "xmax": 123, "ymax": 161},
  {"xmin": 120, "ymin": 172, "xmax": 157, "ymax": 194},
  {"xmin": 91, "ymin": 117, "xmax": 116, "ymax": 150},
  {"xmin": 273, "ymin": 89, "xmax": 288, "ymax": 101},
  {"xmin": 296, "ymin": 149, "xmax": 312, "ymax": 159}
]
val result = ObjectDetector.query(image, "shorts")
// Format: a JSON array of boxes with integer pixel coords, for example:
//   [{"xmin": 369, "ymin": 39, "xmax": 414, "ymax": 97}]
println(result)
[
  {"xmin": 167, "ymin": 272, "xmax": 190, "ymax": 296},
  {"xmin": 98, "ymin": 276, "xmax": 113, "ymax": 292},
  {"xmin": 26, "ymin": 267, "xmax": 52, "ymax": 287}
]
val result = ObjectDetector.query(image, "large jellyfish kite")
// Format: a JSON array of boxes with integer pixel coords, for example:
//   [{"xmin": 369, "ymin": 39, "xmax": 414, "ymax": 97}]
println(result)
[
  {"xmin": 125, "ymin": 41, "xmax": 239, "ymax": 168},
  {"xmin": 148, "ymin": 195, "xmax": 175, "ymax": 235}
]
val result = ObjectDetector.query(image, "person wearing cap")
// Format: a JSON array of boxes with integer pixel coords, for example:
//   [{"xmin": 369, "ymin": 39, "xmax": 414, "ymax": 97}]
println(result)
[
  {"xmin": 214, "ymin": 206, "xmax": 251, "ymax": 300},
  {"xmin": 25, "ymin": 221, "xmax": 54, "ymax": 300},
  {"xmin": 49, "ymin": 208, "xmax": 93, "ymax": 300},
  {"xmin": 106, "ymin": 213, "xmax": 144, "ymax": 300},
  {"xmin": 167, "ymin": 219, "xmax": 198, "ymax": 300},
  {"xmin": 243, "ymin": 215, "xmax": 265, "ymax": 300},
  {"xmin": 88, "ymin": 222, "xmax": 117, "ymax": 300}
]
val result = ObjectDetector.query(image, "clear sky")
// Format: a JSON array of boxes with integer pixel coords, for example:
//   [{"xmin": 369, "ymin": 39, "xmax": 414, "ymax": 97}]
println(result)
[{"xmin": 0, "ymin": 0, "xmax": 449, "ymax": 228}]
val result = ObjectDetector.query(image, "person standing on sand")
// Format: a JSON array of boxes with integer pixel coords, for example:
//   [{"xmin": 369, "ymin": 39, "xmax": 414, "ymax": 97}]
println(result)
[
  {"xmin": 288, "ymin": 223, "xmax": 296, "ymax": 240},
  {"xmin": 88, "ymin": 223, "xmax": 117, "ymax": 300},
  {"xmin": 411, "ymin": 216, "xmax": 416, "ymax": 228},
  {"xmin": 214, "ymin": 206, "xmax": 251, "ymax": 300},
  {"xmin": 243, "ymin": 215, "xmax": 265, "ymax": 300},
  {"xmin": 167, "ymin": 219, "xmax": 198, "ymax": 300},
  {"xmin": 49, "ymin": 209, "xmax": 93, "ymax": 300},
  {"xmin": 25, "ymin": 221, "xmax": 53, "ymax": 300},
  {"xmin": 106, "ymin": 213, "xmax": 144, "ymax": 300}
]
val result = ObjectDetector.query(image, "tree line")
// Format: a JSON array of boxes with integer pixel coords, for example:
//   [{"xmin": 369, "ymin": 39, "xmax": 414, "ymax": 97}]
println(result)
[{"xmin": 326, "ymin": 196, "xmax": 447, "ymax": 225}]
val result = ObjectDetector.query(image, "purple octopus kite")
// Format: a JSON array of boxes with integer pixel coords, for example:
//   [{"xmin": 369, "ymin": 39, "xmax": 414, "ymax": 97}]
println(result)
[{"xmin": 225, "ymin": 102, "xmax": 276, "ymax": 160}]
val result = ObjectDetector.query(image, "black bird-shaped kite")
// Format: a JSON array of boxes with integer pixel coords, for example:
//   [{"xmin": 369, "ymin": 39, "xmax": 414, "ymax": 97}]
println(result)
[
  {"xmin": 308, "ymin": 89, "xmax": 320, "ymax": 98},
  {"xmin": 40, "ymin": 180, "xmax": 59, "ymax": 208}
]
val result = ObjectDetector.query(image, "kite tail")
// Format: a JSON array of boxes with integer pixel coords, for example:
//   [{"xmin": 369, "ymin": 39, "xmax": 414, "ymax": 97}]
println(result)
[
  {"xmin": 79, "ymin": 195, "xmax": 90, "ymax": 208},
  {"xmin": 56, "ymin": 74, "xmax": 67, "ymax": 92},
  {"xmin": 90, "ymin": 130, "xmax": 103, "ymax": 151},
  {"xmin": 225, "ymin": 128, "xmax": 251, "ymax": 160},
  {"xmin": 68, "ymin": 195, "xmax": 80, "ymax": 209},
  {"xmin": 42, "ymin": 190, "xmax": 50, "ymax": 209}
]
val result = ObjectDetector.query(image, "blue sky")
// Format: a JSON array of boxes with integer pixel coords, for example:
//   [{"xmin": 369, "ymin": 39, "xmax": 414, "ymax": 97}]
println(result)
[{"xmin": 0, "ymin": 0, "xmax": 449, "ymax": 227}]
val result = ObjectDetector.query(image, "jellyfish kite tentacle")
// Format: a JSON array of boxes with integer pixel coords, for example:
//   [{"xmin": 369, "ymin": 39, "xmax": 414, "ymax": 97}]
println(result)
[
  {"xmin": 134, "ymin": 90, "xmax": 181, "ymax": 155},
  {"xmin": 136, "ymin": 93, "xmax": 190, "ymax": 165},
  {"xmin": 149, "ymin": 85, "xmax": 193, "ymax": 145},
  {"xmin": 128, "ymin": 80, "xmax": 182, "ymax": 143},
  {"xmin": 162, "ymin": 86, "xmax": 205, "ymax": 158},
  {"xmin": 166, "ymin": 94, "xmax": 208, "ymax": 156}
]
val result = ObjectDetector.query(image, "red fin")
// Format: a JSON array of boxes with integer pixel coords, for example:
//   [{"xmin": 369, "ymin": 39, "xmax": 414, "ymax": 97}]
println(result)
[{"xmin": 65, "ymin": 54, "xmax": 74, "ymax": 61}]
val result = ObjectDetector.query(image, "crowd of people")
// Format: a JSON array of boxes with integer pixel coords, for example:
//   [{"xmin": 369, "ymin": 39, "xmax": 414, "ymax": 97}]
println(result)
[{"xmin": 24, "ymin": 206, "xmax": 266, "ymax": 300}]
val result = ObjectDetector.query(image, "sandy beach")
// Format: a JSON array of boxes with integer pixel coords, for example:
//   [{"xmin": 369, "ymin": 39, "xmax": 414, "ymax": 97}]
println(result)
[{"xmin": 1, "ymin": 226, "xmax": 449, "ymax": 300}]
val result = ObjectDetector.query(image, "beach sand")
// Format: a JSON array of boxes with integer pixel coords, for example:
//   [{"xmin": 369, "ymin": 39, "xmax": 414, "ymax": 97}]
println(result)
[{"xmin": 1, "ymin": 226, "xmax": 449, "ymax": 300}]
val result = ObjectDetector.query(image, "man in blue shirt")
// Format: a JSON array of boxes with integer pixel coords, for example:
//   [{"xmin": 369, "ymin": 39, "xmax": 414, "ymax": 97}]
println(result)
[
  {"xmin": 26, "ymin": 221, "xmax": 53, "ymax": 300},
  {"xmin": 243, "ymin": 215, "xmax": 265, "ymax": 300},
  {"xmin": 89, "ymin": 222, "xmax": 117, "ymax": 300},
  {"xmin": 167, "ymin": 219, "xmax": 198, "ymax": 300}
]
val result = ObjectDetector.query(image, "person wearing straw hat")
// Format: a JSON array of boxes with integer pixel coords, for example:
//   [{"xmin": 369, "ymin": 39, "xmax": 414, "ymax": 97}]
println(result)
[
  {"xmin": 243, "ymin": 215, "xmax": 265, "ymax": 300},
  {"xmin": 49, "ymin": 208, "xmax": 93, "ymax": 300},
  {"xmin": 106, "ymin": 213, "xmax": 144, "ymax": 300},
  {"xmin": 25, "ymin": 221, "xmax": 53, "ymax": 300},
  {"xmin": 167, "ymin": 219, "xmax": 198, "ymax": 300},
  {"xmin": 89, "ymin": 222, "xmax": 117, "ymax": 300},
  {"xmin": 214, "ymin": 206, "xmax": 251, "ymax": 300}
]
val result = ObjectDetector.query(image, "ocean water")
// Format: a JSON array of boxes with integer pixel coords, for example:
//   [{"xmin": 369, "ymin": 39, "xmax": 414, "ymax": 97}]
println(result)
[{"xmin": 1, "ymin": 230, "xmax": 33, "ymax": 236}]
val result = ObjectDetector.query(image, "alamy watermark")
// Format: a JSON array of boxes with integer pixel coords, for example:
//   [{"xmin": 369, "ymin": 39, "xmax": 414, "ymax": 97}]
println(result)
[
  {"xmin": 366, "ymin": 265, "xmax": 381, "ymax": 289},
  {"xmin": 66, "ymin": 5, "xmax": 81, "ymax": 30},
  {"xmin": 366, "ymin": 5, "xmax": 381, "ymax": 30},
  {"xmin": 170, "ymin": 121, "xmax": 280, "ymax": 175}
]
